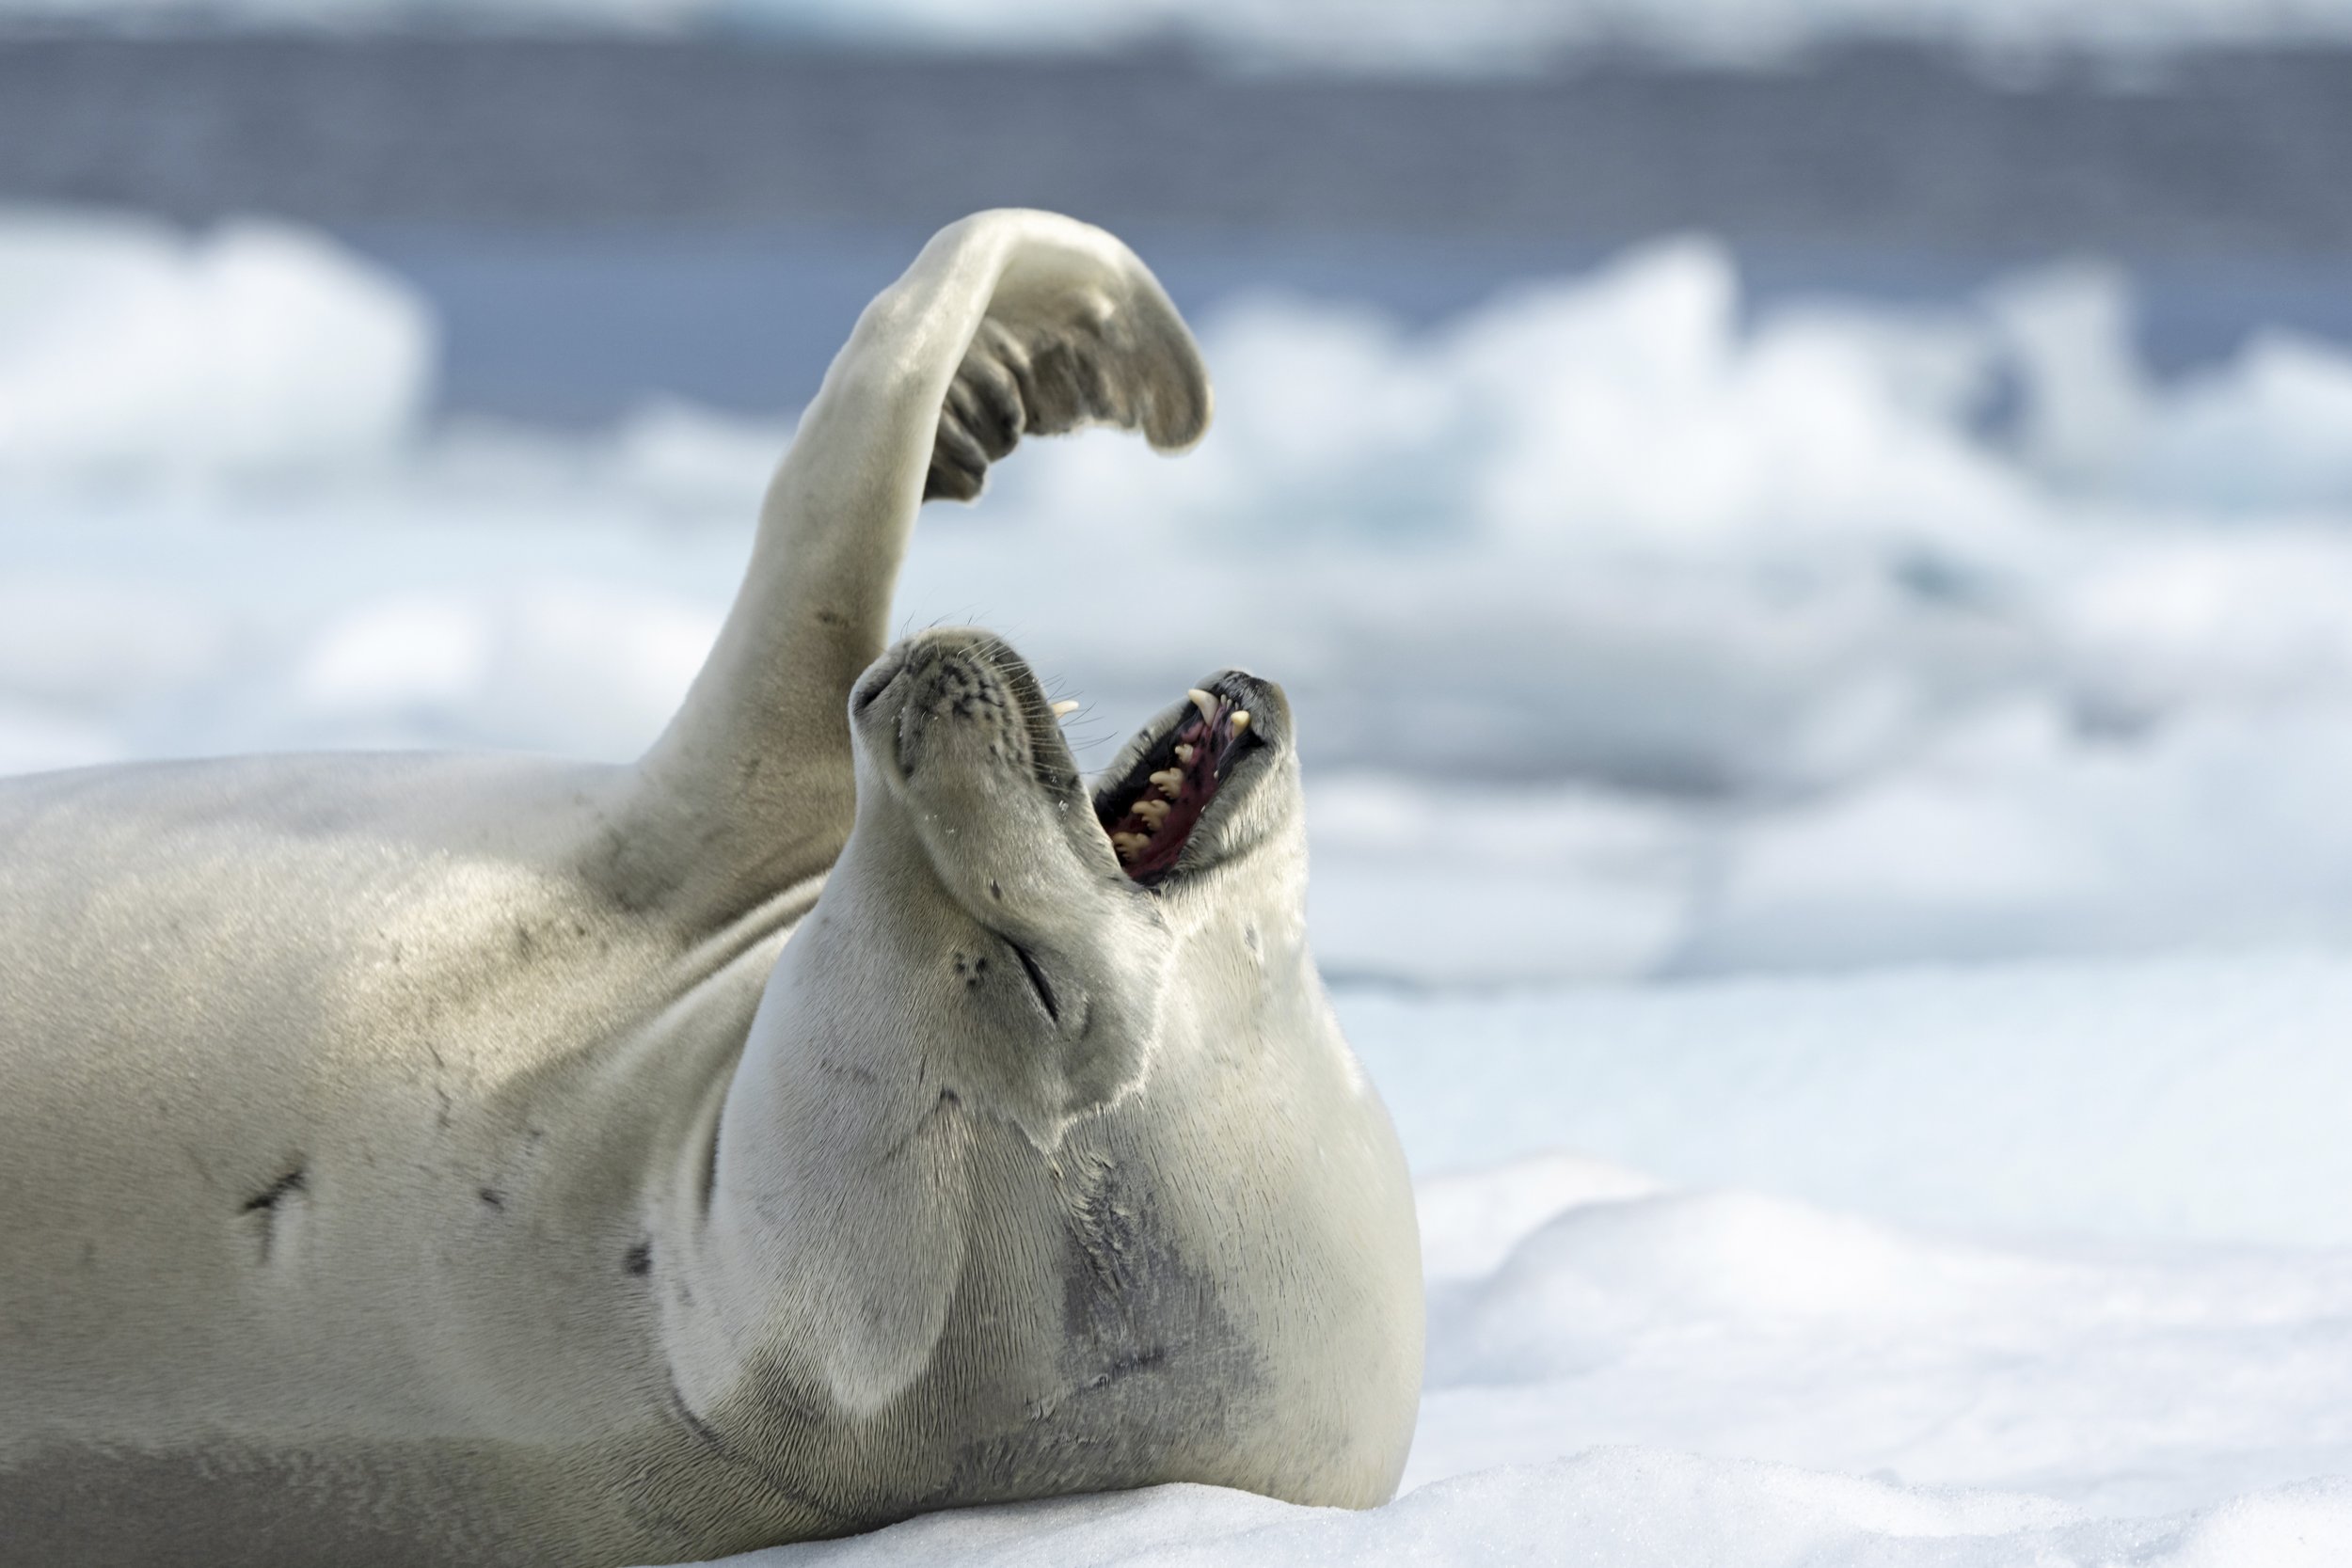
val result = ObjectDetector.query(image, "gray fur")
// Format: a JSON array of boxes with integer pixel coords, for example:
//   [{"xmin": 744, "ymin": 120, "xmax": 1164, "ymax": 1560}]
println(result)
[{"xmin": 0, "ymin": 211, "xmax": 1421, "ymax": 1567}]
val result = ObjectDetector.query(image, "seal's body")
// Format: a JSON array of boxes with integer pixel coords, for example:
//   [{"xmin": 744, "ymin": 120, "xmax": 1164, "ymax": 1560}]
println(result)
[{"xmin": 0, "ymin": 213, "xmax": 1422, "ymax": 1567}]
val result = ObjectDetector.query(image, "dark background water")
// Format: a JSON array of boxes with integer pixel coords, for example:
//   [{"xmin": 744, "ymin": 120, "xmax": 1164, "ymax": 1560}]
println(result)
[{"xmin": 6, "ymin": 34, "xmax": 2348, "ymax": 420}]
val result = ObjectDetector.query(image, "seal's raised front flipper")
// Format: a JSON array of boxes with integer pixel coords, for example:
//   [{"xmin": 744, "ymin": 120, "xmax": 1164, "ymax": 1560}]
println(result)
[
  {"xmin": 918, "ymin": 258, "xmax": 1208, "ymax": 502},
  {"xmin": 625, "ymin": 212, "xmax": 1211, "ymax": 916}
]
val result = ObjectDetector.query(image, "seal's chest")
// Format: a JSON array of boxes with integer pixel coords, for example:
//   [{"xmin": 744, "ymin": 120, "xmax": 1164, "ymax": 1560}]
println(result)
[{"xmin": 929, "ymin": 1155, "xmax": 1265, "ymax": 1509}]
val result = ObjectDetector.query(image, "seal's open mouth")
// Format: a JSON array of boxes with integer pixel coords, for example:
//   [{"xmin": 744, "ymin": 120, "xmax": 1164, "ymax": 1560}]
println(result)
[{"xmin": 1091, "ymin": 674, "xmax": 1270, "ymax": 885}]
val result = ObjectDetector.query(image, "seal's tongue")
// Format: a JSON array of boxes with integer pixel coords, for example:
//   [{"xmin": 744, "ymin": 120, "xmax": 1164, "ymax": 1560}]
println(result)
[{"xmin": 1099, "ymin": 688, "xmax": 1255, "ymax": 881}]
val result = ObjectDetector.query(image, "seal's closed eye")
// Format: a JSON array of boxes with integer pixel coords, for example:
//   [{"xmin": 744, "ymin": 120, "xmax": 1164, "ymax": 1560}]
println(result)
[{"xmin": 1005, "ymin": 938, "xmax": 1060, "ymax": 1023}]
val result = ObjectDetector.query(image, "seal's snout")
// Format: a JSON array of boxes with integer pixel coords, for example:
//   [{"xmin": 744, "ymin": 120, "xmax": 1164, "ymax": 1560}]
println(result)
[
  {"xmin": 853, "ymin": 629, "xmax": 1081, "ymax": 801},
  {"xmin": 855, "ymin": 633, "xmax": 1293, "ymax": 888}
]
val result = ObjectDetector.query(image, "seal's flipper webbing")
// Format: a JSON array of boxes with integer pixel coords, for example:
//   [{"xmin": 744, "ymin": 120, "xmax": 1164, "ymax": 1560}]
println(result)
[{"xmin": 628, "ymin": 212, "xmax": 1210, "ymax": 916}]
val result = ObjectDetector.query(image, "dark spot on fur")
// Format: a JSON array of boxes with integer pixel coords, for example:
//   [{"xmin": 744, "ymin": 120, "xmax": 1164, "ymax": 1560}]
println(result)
[
  {"xmin": 698, "ymin": 1121, "xmax": 722, "ymax": 1214},
  {"xmin": 242, "ymin": 1164, "xmax": 307, "ymax": 1213},
  {"xmin": 878, "ymin": 1089, "xmax": 964, "ymax": 1163},
  {"xmin": 625, "ymin": 1241, "xmax": 653, "ymax": 1276},
  {"xmin": 426, "ymin": 1041, "xmax": 454, "ymax": 1131},
  {"xmin": 1090, "ymin": 1345, "xmax": 1168, "ymax": 1388},
  {"xmin": 478, "ymin": 1187, "xmax": 504, "ymax": 1211},
  {"xmin": 242, "ymin": 1162, "xmax": 309, "ymax": 1264},
  {"xmin": 991, "ymin": 879, "xmax": 1003, "ymax": 900}
]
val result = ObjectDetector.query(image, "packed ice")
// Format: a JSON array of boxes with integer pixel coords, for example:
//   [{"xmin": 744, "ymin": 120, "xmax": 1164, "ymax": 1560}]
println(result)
[{"xmin": 8, "ymin": 209, "xmax": 2352, "ymax": 1563}]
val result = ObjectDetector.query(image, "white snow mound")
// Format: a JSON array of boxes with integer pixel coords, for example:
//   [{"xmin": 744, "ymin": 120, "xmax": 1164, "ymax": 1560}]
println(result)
[{"xmin": 0, "ymin": 208, "xmax": 434, "ymax": 483}]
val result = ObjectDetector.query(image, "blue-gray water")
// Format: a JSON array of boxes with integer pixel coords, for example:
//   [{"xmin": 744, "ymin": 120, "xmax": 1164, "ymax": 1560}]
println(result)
[{"xmin": 5, "ymin": 35, "xmax": 2349, "ymax": 419}]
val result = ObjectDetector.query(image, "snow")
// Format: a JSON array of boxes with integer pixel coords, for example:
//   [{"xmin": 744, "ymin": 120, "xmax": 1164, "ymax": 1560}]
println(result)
[
  {"xmin": 1344, "ymin": 951, "xmax": 2352, "ymax": 1250},
  {"xmin": 18, "ymin": 0, "xmax": 2352, "ymax": 72},
  {"xmin": 707, "ymin": 1464, "xmax": 2352, "ymax": 1568},
  {"xmin": 0, "ymin": 209, "xmax": 433, "ymax": 483},
  {"xmin": 10, "ymin": 211, "xmax": 2352, "ymax": 1560}
]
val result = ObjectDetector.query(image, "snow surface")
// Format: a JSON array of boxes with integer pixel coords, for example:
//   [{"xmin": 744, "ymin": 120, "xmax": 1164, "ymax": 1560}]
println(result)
[
  {"xmin": 1340, "ymin": 951, "xmax": 2352, "ymax": 1249},
  {"xmin": 705, "ymin": 1467, "xmax": 2352, "ymax": 1568},
  {"xmin": 670, "ymin": 953, "xmax": 2352, "ymax": 1566},
  {"xmin": 12, "ymin": 214, "xmax": 2352, "ymax": 983},
  {"xmin": 16, "ymin": 0, "xmax": 2352, "ymax": 73}
]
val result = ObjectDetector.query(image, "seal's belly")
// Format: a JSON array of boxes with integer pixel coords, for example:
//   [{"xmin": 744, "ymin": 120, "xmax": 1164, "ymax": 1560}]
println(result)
[{"xmin": 0, "ymin": 753, "xmax": 750, "ymax": 1464}]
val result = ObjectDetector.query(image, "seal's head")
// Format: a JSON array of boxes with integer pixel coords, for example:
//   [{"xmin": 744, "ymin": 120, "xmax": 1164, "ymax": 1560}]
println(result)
[{"xmin": 830, "ymin": 627, "xmax": 1308, "ymax": 1145}]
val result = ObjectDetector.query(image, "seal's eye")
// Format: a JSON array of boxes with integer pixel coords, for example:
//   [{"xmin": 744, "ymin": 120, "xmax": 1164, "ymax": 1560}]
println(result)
[{"xmin": 1096, "ymin": 686, "xmax": 1263, "ymax": 883}]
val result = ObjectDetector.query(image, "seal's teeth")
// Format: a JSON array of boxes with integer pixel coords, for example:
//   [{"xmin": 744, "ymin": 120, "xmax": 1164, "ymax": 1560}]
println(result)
[
  {"xmin": 1187, "ymin": 689, "xmax": 1217, "ymax": 724},
  {"xmin": 1133, "ymin": 799, "xmax": 1171, "ymax": 827},
  {"xmin": 1174, "ymin": 743, "xmax": 1196, "ymax": 765},
  {"xmin": 1110, "ymin": 832, "xmax": 1149, "ymax": 859},
  {"xmin": 1050, "ymin": 700, "xmax": 1080, "ymax": 719},
  {"xmin": 1229, "ymin": 710, "xmax": 1251, "ymax": 735},
  {"xmin": 1149, "ymin": 768, "xmax": 1184, "ymax": 796}
]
